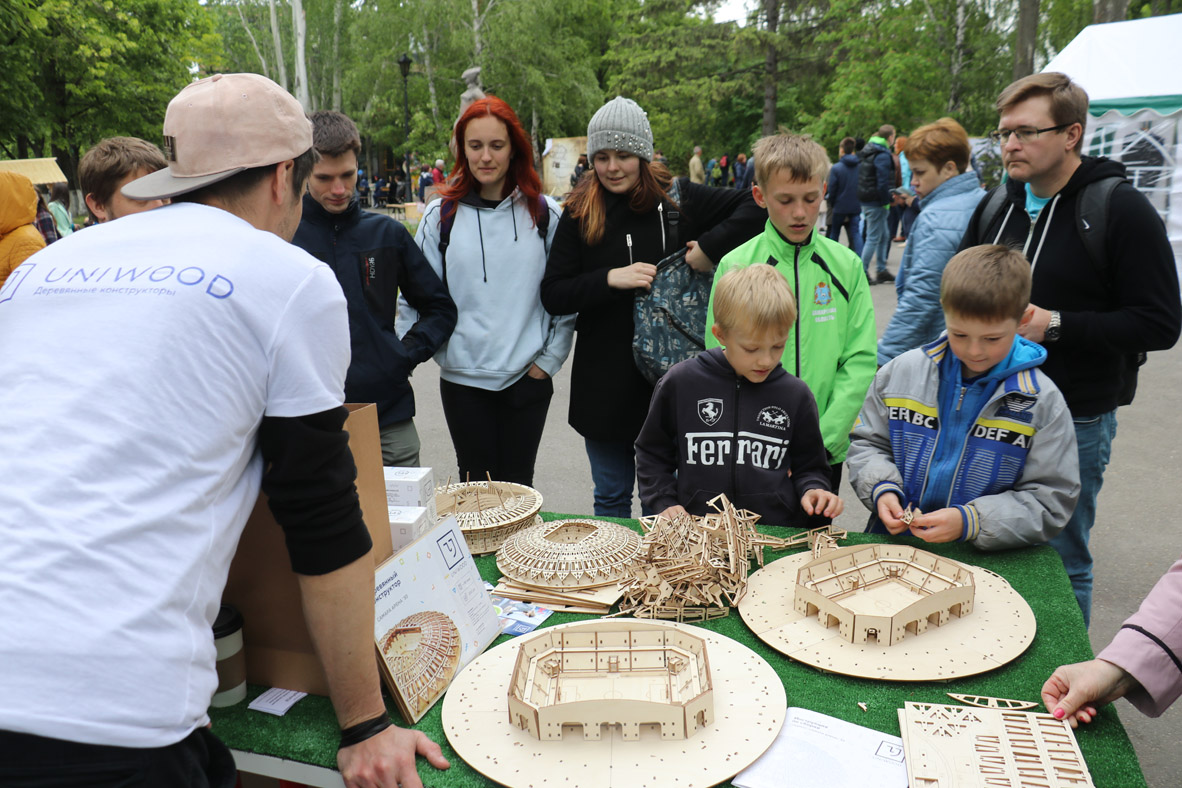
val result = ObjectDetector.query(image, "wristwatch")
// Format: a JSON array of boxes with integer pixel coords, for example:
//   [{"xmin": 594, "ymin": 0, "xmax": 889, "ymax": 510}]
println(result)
[{"xmin": 1045, "ymin": 310, "xmax": 1062, "ymax": 343}]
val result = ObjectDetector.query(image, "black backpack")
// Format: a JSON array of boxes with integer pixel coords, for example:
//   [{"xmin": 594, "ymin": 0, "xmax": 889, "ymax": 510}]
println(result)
[
  {"xmin": 856, "ymin": 146, "xmax": 883, "ymax": 203},
  {"xmin": 975, "ymin": 175, "xmax": 1145, "ymax": 405},
  {"xmin": 436, "ymin": 194, "xmax": 551, "ymax": 288}
]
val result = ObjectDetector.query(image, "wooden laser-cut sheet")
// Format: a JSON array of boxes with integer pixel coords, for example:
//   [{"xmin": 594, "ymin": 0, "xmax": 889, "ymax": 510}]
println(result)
[
  {"xmin": 738, "ymin": 549, "xmax": 1035, "ymax": 681},
  {"xmin": 442, "ymin": 618, "xmax": 786, "ymax": 788},
  {"xmin": 899, "ymin": 702, "xmax": 1095, "ymax": 787}
]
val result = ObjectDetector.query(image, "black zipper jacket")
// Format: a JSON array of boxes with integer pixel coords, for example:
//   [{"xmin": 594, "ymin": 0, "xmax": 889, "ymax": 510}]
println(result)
[
  {"xmin": 959, "ymin": 157, "xmax": 1180, "ymax": 417},
  {"xmin": 635, "ymin": 347, "xmax": 832, "ymax": 527},
  {"xmin": 292, "ymin": 195, "xmax": 456, "ymax": 427}
]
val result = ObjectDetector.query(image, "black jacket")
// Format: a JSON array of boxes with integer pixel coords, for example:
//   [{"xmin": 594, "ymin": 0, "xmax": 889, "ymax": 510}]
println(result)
[
  {"xmin": 959, "ymin": 157, "xmax": 1180, "ymax": 417},
  {"xmin": 292, "ymin": 195, "xmax": 457, "ymax": 427},
  {"xmin": 635, "ymin": 348, "xmax": 831, "ymax": 526},
  {"xmin": 541, "ymin": 178, "xmax": 766, "ymax": 442}
]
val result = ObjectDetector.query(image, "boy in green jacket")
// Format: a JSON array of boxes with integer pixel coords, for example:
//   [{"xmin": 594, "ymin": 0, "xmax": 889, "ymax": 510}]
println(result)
[{"xmin": 706, "ymin": 133, "xmax": 877, "ymax": 488}]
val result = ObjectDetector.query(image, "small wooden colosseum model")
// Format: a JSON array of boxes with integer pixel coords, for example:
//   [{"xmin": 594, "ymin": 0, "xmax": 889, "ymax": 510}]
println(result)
[
  {"xmin": 507, "ymin": 621, "xmax": 714, "ymax": 741},
  {"xmin": 435, "ymin": 480, "xmax": 543, "ymax": 555},
  {"xmin": 379, "ymin": 611, "xmax": 462, "ymax": 717},
  {"xmin": 793, "ymin": 544, "xmax": 975, "ymax": 646},
  {"xmin": 497, "ymin": 518, "xmax": 643, "ymax": 590}
]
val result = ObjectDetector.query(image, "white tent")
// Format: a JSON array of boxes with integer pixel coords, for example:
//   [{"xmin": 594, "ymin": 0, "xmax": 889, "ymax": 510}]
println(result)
[{"xmin": 1044, "ymin": 14, "xmax": 1182, "ymax": 264}]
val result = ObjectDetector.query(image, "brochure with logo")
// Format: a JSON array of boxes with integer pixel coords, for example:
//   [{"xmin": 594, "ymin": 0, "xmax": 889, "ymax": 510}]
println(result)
[{"xmin": 373, "ymin": 514, "xmax": 500, "ymax": 724}]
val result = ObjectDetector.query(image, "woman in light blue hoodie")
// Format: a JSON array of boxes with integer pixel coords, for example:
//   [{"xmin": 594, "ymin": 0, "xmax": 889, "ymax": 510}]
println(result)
[
  {"xmin": 878, "ymin": 118, "xmax": 985, "ymax": 365},
  {"xmin": 398, "ymin": 97, "xmax": 573, "ymax": 486}
]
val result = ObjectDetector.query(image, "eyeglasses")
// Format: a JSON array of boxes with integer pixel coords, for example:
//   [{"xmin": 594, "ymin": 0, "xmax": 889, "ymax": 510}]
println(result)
[{"xmin": 988, "ymin": 124, "xmax": 1072, "ymax": 144}]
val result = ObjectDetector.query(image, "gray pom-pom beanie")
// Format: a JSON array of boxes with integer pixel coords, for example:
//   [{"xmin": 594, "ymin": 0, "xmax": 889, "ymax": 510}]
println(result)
[{"xmin": 586, "ymin": 96, "xmax": 654, "ymax": 162}]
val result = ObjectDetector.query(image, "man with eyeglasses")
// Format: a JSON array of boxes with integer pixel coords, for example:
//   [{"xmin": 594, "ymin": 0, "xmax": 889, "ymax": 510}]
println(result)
[{"xmin": 960, "ymin": 72, "xmax": 1181, "ymax": 627}]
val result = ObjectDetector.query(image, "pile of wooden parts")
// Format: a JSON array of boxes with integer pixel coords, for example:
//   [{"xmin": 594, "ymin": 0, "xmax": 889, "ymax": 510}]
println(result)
[
  {"xmin": 615, "ymin": 495, "xmax": 847, "ymax": 622},
  {"xmin": 495, "ymin": 519, "xmax": 643, "ymax": 614},
  {"xmin": 436, "ymin": 480, "xmax": 543, "ymax": 555}
]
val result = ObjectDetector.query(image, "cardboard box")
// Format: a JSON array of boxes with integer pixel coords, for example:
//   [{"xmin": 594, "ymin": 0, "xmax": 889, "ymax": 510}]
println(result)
[
  {"xmin": 388, "ymin": 505, "xmax": 431, "ymax": 551},
  {"xmin": 221, "ymin": 403, "xmax": 392, "ymax": 697},
  {"xmin": 383, "ymin": 466, "xmax": 437, "ymax": 522}
]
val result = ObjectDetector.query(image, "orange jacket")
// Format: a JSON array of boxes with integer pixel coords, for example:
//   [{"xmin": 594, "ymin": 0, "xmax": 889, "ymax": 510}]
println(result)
[{"xmin": 1, "ymin": 171, "xmax": 47, "ymax": 288}]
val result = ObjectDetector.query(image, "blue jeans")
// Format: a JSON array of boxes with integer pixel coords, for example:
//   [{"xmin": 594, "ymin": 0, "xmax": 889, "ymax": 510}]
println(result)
[
  {"xmin": 1049, "ymin": 410, "xmax": 1118, "ymax": 627},
  {"xmin": 584, "ymin": 438, "xmax": 651, "ymax": 518},
  {"xmin": 859, "ymin": 203, "xmax": 890, "ymax": 274},
  {"xmin": 827, "ymin": 211, "xmax": 863, "ymax": 255}
]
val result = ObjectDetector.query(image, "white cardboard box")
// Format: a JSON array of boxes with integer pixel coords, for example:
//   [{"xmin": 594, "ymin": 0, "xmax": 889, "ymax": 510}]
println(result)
[
  {"xmin": 383, "ymin": 466, "xmax": 437, "ymax": 522},
  {"xmin": 388, "ymin": 505, "xmax": 432, "ymax": 552}
]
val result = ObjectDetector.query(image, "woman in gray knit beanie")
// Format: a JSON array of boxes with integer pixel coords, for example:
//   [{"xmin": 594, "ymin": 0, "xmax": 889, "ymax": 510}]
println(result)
[{"xmin": 539, "ymin": 96, "xmax": 766, "ymax": 518}]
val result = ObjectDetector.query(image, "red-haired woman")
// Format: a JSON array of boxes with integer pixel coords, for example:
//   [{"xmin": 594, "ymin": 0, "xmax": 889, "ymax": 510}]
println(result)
[
  {"xmin": 541, "ymin": 97, "xmax": 765, "ymax": 517},
  {"xmin": 398, "ymin": 97, "xmax": 573, "ymax": 486}
]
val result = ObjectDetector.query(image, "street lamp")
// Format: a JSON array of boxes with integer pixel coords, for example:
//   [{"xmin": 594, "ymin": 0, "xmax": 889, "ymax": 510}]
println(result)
[{"xmin": 398, "ymin": 53, "xmax": 413, "ymax": 204}]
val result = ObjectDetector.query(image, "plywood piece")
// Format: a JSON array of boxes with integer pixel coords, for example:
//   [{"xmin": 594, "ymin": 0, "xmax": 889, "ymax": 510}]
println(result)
[
  {"xmin": 947, "ymin": 693, "xmax": 1039, "ymax": 711},
  {"xmin": 900, "ymin": 702, "xmax": 1095, "ymax": 787},
  {"xmin": 738, "ymin": 551, "xmax": 1035, "ymax": 681},
  {"xmin": 443, "ymin": 618, "xmax": 786, "ymax": 788}
]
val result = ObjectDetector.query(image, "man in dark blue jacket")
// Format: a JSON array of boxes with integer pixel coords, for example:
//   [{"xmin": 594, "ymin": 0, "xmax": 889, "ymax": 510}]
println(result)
[
  {"xmin": 293, "ymin": 111, "xmax": 457, "ymax": 467},
  {"xmin": 857, "ymin": 124, "xmax": 896, "ymax": 283},
  {"xmin": 826, "ymin": 136, "xmax": 863, "ymax": 254}
]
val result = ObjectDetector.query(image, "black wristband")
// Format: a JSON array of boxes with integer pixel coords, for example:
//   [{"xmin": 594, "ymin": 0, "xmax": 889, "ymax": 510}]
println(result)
[{"xmin": 339, "ymin": 713, "xmax": 392, "ymax": 750}]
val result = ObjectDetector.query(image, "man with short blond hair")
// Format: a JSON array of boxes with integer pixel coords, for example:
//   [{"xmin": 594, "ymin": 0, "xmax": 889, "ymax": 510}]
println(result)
[{"xmin": 960, "ymin": 71, "xmax": 1181, "ymax": 626}]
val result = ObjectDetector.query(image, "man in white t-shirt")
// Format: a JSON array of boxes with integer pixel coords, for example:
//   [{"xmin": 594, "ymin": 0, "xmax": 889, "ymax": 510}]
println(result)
[{"xmin": 0, "ymin": 74, "xmax": 448, "ymax": 788}]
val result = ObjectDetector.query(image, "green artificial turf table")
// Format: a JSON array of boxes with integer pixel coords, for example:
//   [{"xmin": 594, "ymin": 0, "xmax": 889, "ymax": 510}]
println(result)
[{"xmin": 209, "ymin": 514, "xmax": 1147, "ymax": 787}]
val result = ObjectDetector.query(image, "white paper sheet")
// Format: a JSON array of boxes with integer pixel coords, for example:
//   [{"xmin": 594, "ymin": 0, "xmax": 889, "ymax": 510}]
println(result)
[{"xmin": 733, "ymin": 706, "xmax": 907, "ymax": 788}]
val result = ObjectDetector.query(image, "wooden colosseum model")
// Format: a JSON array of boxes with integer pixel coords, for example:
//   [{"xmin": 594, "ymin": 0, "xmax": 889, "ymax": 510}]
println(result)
[
  {"xmin": 379, "ymin": 611, "xmax": 462, "ymax": 718},
  {"xmin": 497, "ymin": 518, "xmax": 643, "ymax": 591},
  {"xmin": 435, "ymin": 480, "xmax": 543, "ymax": 555},
  {"xmin": 793, "ymin": 544, "xmax": 976, "ymax": 646},
  {"xmin": 507, "ymin": 620, "xmax": 714, "ymax": 741}
]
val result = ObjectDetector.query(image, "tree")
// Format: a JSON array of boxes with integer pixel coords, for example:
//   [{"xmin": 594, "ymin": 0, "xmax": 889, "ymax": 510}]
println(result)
[{"xmin": 1012, "ymin": 0, "xmax": 1039, "ymax": 80}]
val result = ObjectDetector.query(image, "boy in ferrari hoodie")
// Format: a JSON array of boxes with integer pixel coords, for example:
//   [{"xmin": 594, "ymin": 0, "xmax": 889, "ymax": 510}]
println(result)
[{"xmin": 636, "ymin": 265, "xmax": 842, "ymax": 527}]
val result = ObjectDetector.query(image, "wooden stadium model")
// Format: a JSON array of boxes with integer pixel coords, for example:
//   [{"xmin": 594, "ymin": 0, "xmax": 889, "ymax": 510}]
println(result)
[
  {"xmin": 497, "ymin": 518, "xmax": 643, "ymax": 591},
  {"xmin": 378, "ymin": 610, "xmax": 462, "ymax": 720},
  {"xmin": 793, "ymin": 544, "xmax": 976, "ymax": 646},
  {"xmin": 507, "ymin": 620, "xmax": 714, "ymax": 741},
  {"xmin": 435, "ymin": 480, "xmax": 543, "ymax": 555},
  {"xmin": 616, "ymin": 494, "xmax": 847, "ymax": 622}
]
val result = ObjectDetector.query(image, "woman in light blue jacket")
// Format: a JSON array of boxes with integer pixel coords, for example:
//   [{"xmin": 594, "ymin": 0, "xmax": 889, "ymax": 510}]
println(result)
[
  {"xmin": 878, "ymin": 118, "xmax": 984, "ymax": 365},
  {"xmin": 397, "ymin": 97, "xmax": 574, "ymax": 486}
]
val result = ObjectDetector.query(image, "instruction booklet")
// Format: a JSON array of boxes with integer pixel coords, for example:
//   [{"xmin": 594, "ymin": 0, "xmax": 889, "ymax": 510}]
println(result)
[
  {"xmin": 733, "ymin": 706, "xmax": 907, "ymax": 788},
  {"xmin": 373, "ymin": 514, "xmax": 500, "ymax": 724}
]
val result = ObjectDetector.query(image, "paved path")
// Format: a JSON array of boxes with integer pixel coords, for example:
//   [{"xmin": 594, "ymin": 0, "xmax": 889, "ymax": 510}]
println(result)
[{"xmin": 406, "ymin": 235, "xmax": 1181, "ymax": 787}]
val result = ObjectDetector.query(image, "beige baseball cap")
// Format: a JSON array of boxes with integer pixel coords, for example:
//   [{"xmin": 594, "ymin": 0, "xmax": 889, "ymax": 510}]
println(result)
[{"xmin": 123, "ymin": 73, "xmax": 313, "ymax": 201}]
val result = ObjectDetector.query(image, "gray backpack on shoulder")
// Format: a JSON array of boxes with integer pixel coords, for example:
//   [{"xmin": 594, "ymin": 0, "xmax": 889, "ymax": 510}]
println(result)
[{"xmin": 632, "ymin": 178, "xmax": 715, "ymax": 384}]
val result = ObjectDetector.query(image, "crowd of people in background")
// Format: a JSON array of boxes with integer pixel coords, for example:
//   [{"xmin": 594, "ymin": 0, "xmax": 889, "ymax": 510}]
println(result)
[{"xmin": 3, "ymin": 67, "xmax": 1182, "ymax": 788}]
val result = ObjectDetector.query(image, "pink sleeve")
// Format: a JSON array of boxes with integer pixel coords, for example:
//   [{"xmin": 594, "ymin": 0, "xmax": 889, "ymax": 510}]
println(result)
[{"xmin": 1097, "ymin": 556, "xmax": 1182, "ymax": 717}]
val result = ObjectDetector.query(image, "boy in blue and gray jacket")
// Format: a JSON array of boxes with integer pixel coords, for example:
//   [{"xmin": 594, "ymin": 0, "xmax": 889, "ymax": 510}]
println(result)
[{"xmin": 847, "ymin": 245, "xmax": 1079, "ymax": 550}]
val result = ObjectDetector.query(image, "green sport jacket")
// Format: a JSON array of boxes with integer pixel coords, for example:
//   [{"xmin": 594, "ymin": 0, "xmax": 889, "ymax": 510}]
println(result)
[{"xmin": 705, "ymin": 223, "xmax": 877, "ymax": 463}]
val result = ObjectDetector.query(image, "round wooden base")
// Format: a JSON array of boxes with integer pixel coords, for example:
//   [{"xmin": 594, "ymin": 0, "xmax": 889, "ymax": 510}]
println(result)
[
  {"xmin": 442, "ymin": 619, "xmax": 786, "ymax": 788},
  {"xmin": 738, "ymin": 551, "xmax": 1035, "ymax": 681}
]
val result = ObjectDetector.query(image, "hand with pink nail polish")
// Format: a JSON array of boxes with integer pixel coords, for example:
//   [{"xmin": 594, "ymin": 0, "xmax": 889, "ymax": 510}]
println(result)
[{"xmin": 1040, "ymin": 658, "xmax": 1139, "ymax": 728}]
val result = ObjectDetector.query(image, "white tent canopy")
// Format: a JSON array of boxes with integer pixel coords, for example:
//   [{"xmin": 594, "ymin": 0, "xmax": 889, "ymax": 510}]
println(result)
[{"xmin": 1045, "ymin": 14, "xmax": 1182, "ymax": 265}]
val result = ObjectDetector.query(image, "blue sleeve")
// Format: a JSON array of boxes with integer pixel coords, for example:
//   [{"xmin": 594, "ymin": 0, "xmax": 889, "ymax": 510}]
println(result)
[
  {"xmin": 875, "ymin": 152, "xmax": 893, "ymax": 205},
  {"xmin": 396, "ymin": 222, "xmax": 457, "ymax": 363}
]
